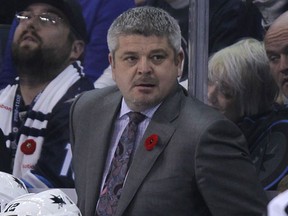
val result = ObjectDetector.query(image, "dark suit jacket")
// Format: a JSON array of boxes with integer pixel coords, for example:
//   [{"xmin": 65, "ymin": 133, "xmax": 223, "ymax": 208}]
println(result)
[{"xmin": 70, "ymin": 85, "xmax": 268, "ymax": 216}]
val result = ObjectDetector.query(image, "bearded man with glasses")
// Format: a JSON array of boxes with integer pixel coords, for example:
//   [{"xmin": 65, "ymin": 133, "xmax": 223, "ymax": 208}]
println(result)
[{"xmin": 0, "ymin": 0, "xmax": 94, "ymax": 188}]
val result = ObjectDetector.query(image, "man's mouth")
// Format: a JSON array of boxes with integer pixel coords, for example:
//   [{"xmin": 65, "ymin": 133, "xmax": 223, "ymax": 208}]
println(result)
[
  {"xmin": 20, "ymin": 32, "xmax": 40, "ymax": 44},
  {"xmin": 22, "ymin": 35, "xmax": 37, "ymax": 42},
  {"xmin": 136, "ymin": 83, "xmax": 155, "ymax": 87}
]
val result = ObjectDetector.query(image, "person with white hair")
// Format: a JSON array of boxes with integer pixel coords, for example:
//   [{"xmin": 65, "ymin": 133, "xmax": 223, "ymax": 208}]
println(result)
[{"xmin": 208, "ymin": 38, "xmax": 288, "ymax": 191}]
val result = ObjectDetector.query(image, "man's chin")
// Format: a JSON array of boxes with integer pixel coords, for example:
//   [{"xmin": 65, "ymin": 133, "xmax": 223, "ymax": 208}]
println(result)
[
  {"xmin": 13, "ymin": 42, "xmax": 39, "ymax": 56},
  {"xmin": 19, "ymin": 46, "xmax": 39, "ymax": 55},
  {"xmin": 13, "ymin": 48, "xmax": 41, "ymax": 64}
]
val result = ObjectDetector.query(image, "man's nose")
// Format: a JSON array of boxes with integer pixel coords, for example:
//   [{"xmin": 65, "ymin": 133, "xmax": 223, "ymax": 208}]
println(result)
[
  {"xmin": 21, "ymin": 16, "xmax": 40, "ymax": 29},
  {"xmin": 137, "ymin": 58, "xmax": 152, "ymax": 74}
]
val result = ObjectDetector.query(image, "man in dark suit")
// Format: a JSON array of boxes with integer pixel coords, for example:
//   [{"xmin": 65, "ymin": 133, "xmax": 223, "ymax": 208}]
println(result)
[{"xmin": 70, "ymin": 6, "xmax": 268, "ymax": 216}]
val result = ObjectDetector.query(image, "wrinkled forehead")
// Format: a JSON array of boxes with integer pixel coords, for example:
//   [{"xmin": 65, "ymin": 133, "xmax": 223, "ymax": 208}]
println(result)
[
  {"xmin": 265, "ymin": 25, "xmax": 288, "ymax": 51},
  {"xmin": 265, "ymin": 12, "xmax": 288, "ymax": 43}
]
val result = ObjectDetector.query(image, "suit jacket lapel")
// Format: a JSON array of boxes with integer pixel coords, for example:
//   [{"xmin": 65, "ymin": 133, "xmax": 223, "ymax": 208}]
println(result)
[
  {"xmin": 84, "ymin": 88, "xmax": 122, "ymax": 213},
  {"xmin": 116, "ymin": 86, "xmax": 184, "ymax": 215}
]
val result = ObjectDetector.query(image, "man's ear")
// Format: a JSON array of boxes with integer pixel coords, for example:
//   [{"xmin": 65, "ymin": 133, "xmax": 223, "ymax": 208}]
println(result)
[
  {"xmin": 176, "ymin": 48, "xmax": 185, "ymax": 78},
  {"xmin": 70, "ymin": 40, "xmax": 85, "ymax": 61},
  {"xmin": 109, "ymin": 53, "xmax": 116, "ymax": 81},
  {"xmin": 108, "ymin": 53, "xmax": 113, "ymax": 66}
]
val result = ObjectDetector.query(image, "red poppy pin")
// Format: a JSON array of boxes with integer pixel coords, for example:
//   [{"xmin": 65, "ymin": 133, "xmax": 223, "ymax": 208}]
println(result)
[
  {"xmin": 20, "ymin": 139, "xmax": 36, "ymax": 155},
  {"xmin": 145, "ymin": 134, "xmax": 158, "ymax": 151}
]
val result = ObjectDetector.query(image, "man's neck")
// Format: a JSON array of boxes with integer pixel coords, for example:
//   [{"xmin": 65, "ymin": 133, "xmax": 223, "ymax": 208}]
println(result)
[{"xmin": 19, "ymin": 77, "xmax": 49, "ymax": 105}]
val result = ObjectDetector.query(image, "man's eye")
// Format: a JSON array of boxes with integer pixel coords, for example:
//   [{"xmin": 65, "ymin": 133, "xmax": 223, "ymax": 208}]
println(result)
[
  {"xmin": 151, "ymin": 55, "xmax": 165, "ymax": 64},
  {"xmin": 39, "ymin": 16, "xmax": 56, "ymax": 24},
  {"xmin": 125, "ymin": 56, "xmax": 137, "ymax": 62},
  {"xmin": 123, "ymin": 56, "xmax": 138, "ymax": 65},
  {"xmin": 21, "ymin": 15, "xmax": 30, "ymax": 20},
  {"xmin": 268, "ymin": 55, "xmax": 280, "ymax": 63},
  {"xmin": 16, "ymin": 14, "xmax": 30, "ymax": 22},
  {"xmin": 152, "ymin": 55, "xmax": 164, "ymax": 60}
]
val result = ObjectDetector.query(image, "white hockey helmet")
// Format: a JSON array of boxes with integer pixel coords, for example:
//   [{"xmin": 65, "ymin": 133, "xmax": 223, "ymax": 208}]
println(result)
[
  {"xmin": 0, "ymin": 171, "xmax": 28, "ymax": 212},
  {"xmin": 1, "ymin": 189, "xmax": 81, "ymax": 216}
]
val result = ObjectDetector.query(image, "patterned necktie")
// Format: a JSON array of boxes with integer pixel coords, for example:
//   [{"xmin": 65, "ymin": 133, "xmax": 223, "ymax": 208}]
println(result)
[{"xmin": 96, "ymin": 112, "xmax": 146, "ymax": 216}]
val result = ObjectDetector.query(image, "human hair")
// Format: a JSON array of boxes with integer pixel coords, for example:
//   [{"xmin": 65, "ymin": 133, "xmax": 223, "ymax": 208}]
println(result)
[
  {"xmin": 208, "ymin": 38, "xmax": 278, "ymax": 117},
  {"xmin": 107, "ymin": 6, "xmax": 181, "ymax": 57}
]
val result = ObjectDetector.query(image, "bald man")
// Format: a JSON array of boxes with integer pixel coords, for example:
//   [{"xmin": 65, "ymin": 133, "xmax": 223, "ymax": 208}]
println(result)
[{"xmin": 264, "ymin": 11, "xmax": 288, "ymax": 105}]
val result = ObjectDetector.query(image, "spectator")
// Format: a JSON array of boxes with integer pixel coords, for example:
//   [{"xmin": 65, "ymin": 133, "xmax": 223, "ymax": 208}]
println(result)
[
  {"xmin": 207, "ymin": 38, "xmax": 288, "ymax": 191},
  {"xmin": 0, "ymin": 0, "xmax": 135, "ymax": 89},
  {"xmin": 70, "ymin": 6, "xmax": 268, "ymax": 216},
  {"xmin": 265, "ymin": 11, "xmax": 288, "ymax": 105},
  {"xmin": 207, "ymin": 38, "xmax": 277, "ymax": 123},
  {"xmin": 0, "ymin": 0, "xmax": 94, "ymax": 188}
]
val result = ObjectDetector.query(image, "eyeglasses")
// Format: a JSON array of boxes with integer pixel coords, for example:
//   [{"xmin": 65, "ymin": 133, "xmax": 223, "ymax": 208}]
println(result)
[{"xmin": 15, "ymin": 11, "xmax": 64, "ymax": 26}]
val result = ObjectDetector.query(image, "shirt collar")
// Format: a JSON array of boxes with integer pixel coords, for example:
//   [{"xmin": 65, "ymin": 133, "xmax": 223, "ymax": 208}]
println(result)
[{"xmin": 119, "ymin": 98, "xmax": 161, "ymax": 119}]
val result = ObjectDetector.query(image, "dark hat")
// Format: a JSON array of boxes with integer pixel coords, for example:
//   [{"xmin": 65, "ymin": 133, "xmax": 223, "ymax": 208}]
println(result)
[{"xmin": 16, "ymin": 0, "xmax": 88, "ymax": 42}]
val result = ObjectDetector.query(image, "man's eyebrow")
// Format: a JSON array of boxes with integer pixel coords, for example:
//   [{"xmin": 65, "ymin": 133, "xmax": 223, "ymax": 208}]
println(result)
[
  {"xmin": 150, "ymin": 49, "xmax": 166, "ymax": 53},
  {"xmin": 265, "ymin": 50, "xmax": 275, "ymax": 55},
  {"xmin": 42, "ymin": 9, "xmax": 65, "ymax": 18},
  {"xmin": 146, "ymin": 48, "xmax": 169, "ymax": 56},
  {"xmin": 121, "ymin": 51, "xmax": 138, "ymax": 55},
  {"xmin": 266, "ymin": 45, "xmax": 288, "ymax": 55}
]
